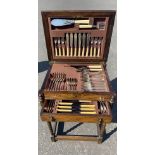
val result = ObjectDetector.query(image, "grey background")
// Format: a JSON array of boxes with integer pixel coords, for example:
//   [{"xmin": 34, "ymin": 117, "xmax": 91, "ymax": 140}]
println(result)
[{"xmin": 38, "ymin": 0, "xmax": 117, "ymax": 155}]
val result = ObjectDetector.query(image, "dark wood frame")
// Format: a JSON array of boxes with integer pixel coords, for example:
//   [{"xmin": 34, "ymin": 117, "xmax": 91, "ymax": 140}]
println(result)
[{"xmin": 40, "ymin": 10, "xmax": 116, "ymax": 143}]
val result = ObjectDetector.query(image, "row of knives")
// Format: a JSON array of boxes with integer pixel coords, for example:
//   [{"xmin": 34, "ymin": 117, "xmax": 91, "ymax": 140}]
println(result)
[{"xmin": 53, "ymin": 33, "xmax": 103, "ymax": 57}]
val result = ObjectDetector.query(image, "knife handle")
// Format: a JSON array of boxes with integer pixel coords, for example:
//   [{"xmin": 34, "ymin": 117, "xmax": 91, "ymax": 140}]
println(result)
[
  {"xmin": 70, "ymin": 48, "xmax": 73, "ymax": 56},
  {"xmin": 55, "ymin": 47, "xmax": 58, "ymax": 56},
  {"xmin": 58, "ymin": 47, "xmax": 61, "ymax": 56},
  {"xmin": 90, "ymin": 47, "xmax": 93, "ymax": 57},
  {"xmin": 62, "ymin": 47, "xmax": 65, "ymax": 56},
  {"xmin": 80, "ymin": 111, "xmax": 96, "ymax": 114},
  {"xmin": 97, "ymin": 46, "xmax": 100, "ymax": 57},
  {"xmin": 79, "ymin": 25, "xmax": 93, "ymax": 28},
  {"xmin": 93, "ymin": 47, "xmax": 96, "ymax": 57},
  {"xmin": 78, "ymin": 48, "xmax": 81, "ymax": 57},
  {"xmin": 86, "ymin": 47, "xmax": 89, "ymax": 57},
  {"xmin": 78, "ymin": 100, "xmax": 92, "ymax": 102},
  {"xmin": 82, "ymin": 47, "xmax": 85, "ymax": 57},
  {"xmin": 67, "ymin": 47, "xmax": 69, "ymax": 56},
  {"xmin": 74, "ymin": 20, "xmax": 89, "ymax": 24},
  {"xmin": 74, "ymin": 48, "xmax": 77, "ymax": 56}
]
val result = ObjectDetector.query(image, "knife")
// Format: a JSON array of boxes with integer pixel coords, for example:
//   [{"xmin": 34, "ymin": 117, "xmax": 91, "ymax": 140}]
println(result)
[
  {"xmin": 54, "ymin": 38, "xmax": 58, "ymax": 56},
  {"xmin": 58, "ymin": 38, "xmax": 61, "ymax": 56},
  {"xmin": 78, "ymin": 33, "xmax": 81, "ymax": 57},
  {"xmin": 70, "ymin": 33, "xmax": 73, "ymax": 56},
  {"xmin": 66, "ymin": 33, "xmax": 69, "ymax": 56},
  {"xmin": 90, "ymin": 38, "xmax": 94, "ymax": 57},
  {"xmin": 61, "ymin": 38, "xmax": 65, "ymax": 56},
  {"xmin": 97, "ymin": 38, "xmax": 102, "ymax": 57},
  {"xmin": 93, "ymin": 38, "xmax": 98, "ymax": 57},
  {"xmin": 86, "ymin": 34, "xmax": 90, "ymax": 57},
  {"xmin": 82, "ymin": 33, "xmax": 86, "ymax": 57},
  {"xmin": 74, "ymin": 33, "xmax": 77, "ymax": 56}
]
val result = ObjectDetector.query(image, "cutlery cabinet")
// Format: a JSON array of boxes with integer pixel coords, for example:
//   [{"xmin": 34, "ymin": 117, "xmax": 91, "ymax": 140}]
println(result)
[{"xmin": 39, "ymin": 10, "xmax": 116, "ymax": 143}]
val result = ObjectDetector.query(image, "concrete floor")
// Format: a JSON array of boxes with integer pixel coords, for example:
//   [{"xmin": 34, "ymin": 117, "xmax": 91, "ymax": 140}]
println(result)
[{"xmin": 38, "ymin": 0, "xmax": 117, "ymax": 154}]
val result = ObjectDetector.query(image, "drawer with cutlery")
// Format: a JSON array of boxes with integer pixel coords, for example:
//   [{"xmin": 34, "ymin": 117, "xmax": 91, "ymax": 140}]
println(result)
[
  {"xmin": 41, "ymin": 100, "xmax": 112, "ymax": 123},
  {"xmin": 40, "ymin": 10, "xmax": 116, "ymax": 143}
]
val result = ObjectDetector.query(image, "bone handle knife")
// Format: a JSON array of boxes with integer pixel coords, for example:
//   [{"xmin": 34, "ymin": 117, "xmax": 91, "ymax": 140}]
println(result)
[
  {"xmin": 90, "ymin": 38, "xmax": 93, "ymax": 57},
  {"xmin": 66, "ymin": 33, "xmax": 69, "ymax": 56},
  {"xmin": 58, "ymin": 38, "xmax": 61, "ymax": 56},
  {"xmin": 74, "ymin": 33, "xmax": 77, "ymax": 56},
  {"xmin": 54, "ymin": 38, "xmax": 58, "ymax": 56},
  {"xmin": 93, "ymin": 38, "xmax": 97, "ymax": 57},
  {"xmin": 61, "ymin": 38, "xmax": 65, "ymax": 56},
  {"xmin": 82, "ymin": 33, "xmax": 86, "ymax": 57},
  {"xmin": 78, "ymin": 33, "xmax": 81, "ymax": 57},
  {"xmin": 97, "ymin": 38, "xmax": 101, "ymax": 57},
  {"xmin": 70, "ymin": 33, "xmax": 73, "ymax": 56},
  {"xmin": 56, "ymin": 109, "xmax": 96, "ymax": 114},
  {"xmin": 86, "ymin": 34, "xmax": 90, "ymax": 57}
]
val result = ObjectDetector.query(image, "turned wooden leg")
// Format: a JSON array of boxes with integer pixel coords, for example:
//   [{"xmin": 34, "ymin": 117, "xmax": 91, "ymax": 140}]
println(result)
[
  {"xmin": 47, "ymin": 122, "xmax": 55, "ymax": 142},
  {"xmin": 97, "ymin": 119, "xmax": 106, "ymax": 144}
]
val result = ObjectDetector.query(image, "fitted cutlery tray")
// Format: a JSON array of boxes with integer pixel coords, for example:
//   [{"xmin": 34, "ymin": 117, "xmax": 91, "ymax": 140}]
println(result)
[
  {"xmin": 42, "ymin": 11, "xmax": 115, "ymax": 62},
  {"xmin": 41, "ymin": 100, "xmax": 112, "ymax": 123},
  {"xmin": 42, "ymin": 63, "xmax": 114, "ymax": 101}
]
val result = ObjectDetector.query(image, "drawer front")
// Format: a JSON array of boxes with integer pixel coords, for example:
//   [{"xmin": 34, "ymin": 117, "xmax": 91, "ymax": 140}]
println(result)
[
  {"xmin": 44, "ymin": 91, "xmax": 113, "ymax": 101},
  {"xmin": 40, "ymin": 113, "xmax": 112, "ymax": 123}
]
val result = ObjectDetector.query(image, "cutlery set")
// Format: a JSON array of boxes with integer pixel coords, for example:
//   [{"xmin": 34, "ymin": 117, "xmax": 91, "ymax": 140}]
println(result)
[
  {"xmin": 51, "ymin": 19, "xmax": 105, "ymax": 30},
  {"xmin": 47, "ymin": 65, "xmax": 106, "ymax": 92},
  {"xmin": 47, "ymin": 72, "xmax": 78, "ymax": 91},
  {"xmin": 43, "ymin": 100, "xmax": 107, "ymax": 115},
  {"xmin": 81, "ymin": 68, "xmax": 105, "ymax": 92},
  {"xmin": 41, "ymin": 11, "xmax": 115, "ymax": 143},
  {"xmin": 56, "ymin": 101, "xmax": 97, "ymax": 114},
  {"xmin": 53, "ymin": 34, "xmax": 103, "ymax": 57},
  {"xmin": 64, "ymin": 64, "xmax": 105, "ymax": 92}
]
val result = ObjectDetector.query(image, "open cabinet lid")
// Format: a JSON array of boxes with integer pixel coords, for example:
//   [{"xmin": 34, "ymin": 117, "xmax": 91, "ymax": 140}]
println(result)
[{"xmin": 41, "ymin": 10, "xmax": 116, "ymax": 63}]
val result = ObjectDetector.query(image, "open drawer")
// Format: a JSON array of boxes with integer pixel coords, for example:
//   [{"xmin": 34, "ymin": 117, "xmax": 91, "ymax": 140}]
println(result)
[{"xmin": 40, "ymin": 100, "xmax": 112, "ymax": 123}]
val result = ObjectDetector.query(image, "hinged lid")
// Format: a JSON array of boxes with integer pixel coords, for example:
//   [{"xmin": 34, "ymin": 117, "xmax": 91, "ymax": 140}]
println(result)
[{"xmin": 41, "ymin": 10, "xmax": 116, "ymax": 63}]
